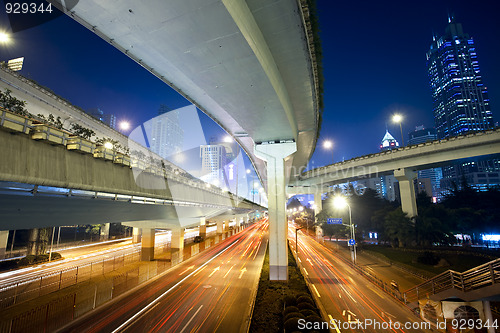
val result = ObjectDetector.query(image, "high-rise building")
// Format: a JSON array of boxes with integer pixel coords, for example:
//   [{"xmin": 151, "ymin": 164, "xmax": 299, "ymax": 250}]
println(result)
[
  {"xmin": 200, "ymin": 144, "xmax": 228, "ymax": 188},
  {"xmin": 408, "ymin": 125, "xmax": 443, "ymax": 201},
  {"xmin": 102, "ymin": 114, "xmax": 116, "ymax": 130},
  {"xmin": 427, "ymin": 19, "xmax": 499, "ymax": 193},
  {"xmin": 358, "ymin": 130, "xmax": 399, "ymax": 201},
  {"xmin": 427, "ymin": 19, "xmax": 494, "ymax": 139},
  {"xmin": 86, "ymin": 107, "xmax": 117, "ymax": 130},
  {"xmin": 149, "ymin": 106, "xmax": 183, "ymax": 159}
]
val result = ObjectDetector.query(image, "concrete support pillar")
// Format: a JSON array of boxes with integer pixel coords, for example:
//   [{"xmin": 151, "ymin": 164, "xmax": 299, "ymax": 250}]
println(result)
[
  {"xmin": 394, "ymin": 168, "xmax": 418, "ymax": 218},
  {"xmin": 0, "ymin": 231, "xmax": 9, "ymax": 259},
  {"xmin": 199, "ymin": 225, "xmax": 207, "ymax": 239},
  {"xmin": 171, "ymin": 228, "xmax": 185, "ymax": 264},
  {"xmin": 199, "ymin": 217, "xmax": 206, "ymax": 238},
  {"xmin": 216, "ymin": 220, "xmax": 223, "ymax": 234},
  {"xmin": 255, "ymin": 142, "xmax": 296, "ymax": 281},
  {"xmin": 141, "ymin": 229, "xmax": 155, "ymax": 261},
  {"xmin": 483, "ymin": 301, "xmax": 495, "ymax": 333},
  {"xmin": 132, "ymin": 227, "xmax": 142, "ymax": 243},
  {"xmin": 100, "ymin": 223, "xmax": 110, "ymax": 241}
]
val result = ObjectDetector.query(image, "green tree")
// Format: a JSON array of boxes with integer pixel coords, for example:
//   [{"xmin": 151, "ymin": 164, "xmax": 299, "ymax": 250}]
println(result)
[
  {"xmin": 383, "ymin": 208, "xmax": 413, "ymax": 248},
  {"xmin": 70, "ymin": 123, "xmax": 96, "ymax": 139},
  {"xmin": 0, "ymin": 88, "xmax": 29, "ymax": 116}
]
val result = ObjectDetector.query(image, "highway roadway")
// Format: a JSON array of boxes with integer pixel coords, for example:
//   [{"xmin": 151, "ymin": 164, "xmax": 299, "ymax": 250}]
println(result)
[
  {"xmin": 0, "ymin": 227, "xmax": 220, "ymax": 288},
  {"xmin": 58, "ymin": 219, "xmax": 268, "ymax": 333},
  {"xmin": 290, "ymin": 226, "xmax": 435, "ymax": 333}
]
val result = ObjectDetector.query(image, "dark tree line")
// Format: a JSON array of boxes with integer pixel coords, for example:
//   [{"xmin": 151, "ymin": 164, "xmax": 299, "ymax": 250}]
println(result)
[{"xmin": 317, "ymin": 184, "xmax": 500, "ymax": 248}]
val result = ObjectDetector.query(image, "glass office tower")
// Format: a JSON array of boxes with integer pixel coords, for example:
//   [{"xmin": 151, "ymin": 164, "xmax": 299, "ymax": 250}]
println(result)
[
  {"xmin": 427, "ymin": 19, "xmax": 499, "ymax": 192},
  {"xmin": 427, "ymin": 20, "xmax": 494, "ymax": 139}
]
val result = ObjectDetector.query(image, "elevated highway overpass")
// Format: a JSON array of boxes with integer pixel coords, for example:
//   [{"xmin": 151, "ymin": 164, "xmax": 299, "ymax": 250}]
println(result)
[
  {"xmin": 51, "ymin": 0, "xmax": 322, "ymax": 280},
  {"xmin": 0, "ymin": 111, "xmax": 261, "ymax": 260},
  {"xmin": 289, "ymin": 128, "xmax": 500, "ymax": 218}
]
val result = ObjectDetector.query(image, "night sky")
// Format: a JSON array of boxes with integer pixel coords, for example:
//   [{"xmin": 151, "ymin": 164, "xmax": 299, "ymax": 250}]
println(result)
[{"xmin": 1, "ymin": 0, "xmax": 499, "ymax": 170}]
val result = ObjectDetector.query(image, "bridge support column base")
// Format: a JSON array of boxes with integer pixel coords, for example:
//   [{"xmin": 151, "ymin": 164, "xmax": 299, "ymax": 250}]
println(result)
[
  {"xmin": 483, "ymin": 301, "xmax": 495, "ymax": 333},
  {"xmin": 0, "ymin": 231, "xmax": 9, "ymax": 259},
  {"xmin": 394, "ymin": 168, "xmax": 418, "ymax": 218},
  {"xmin": 199, "ymin": 225, "xmax": 206, "ymax": 239},
  {"xmin": 255, "ymin": 141, "xmax": 297, "ymax": 281},
  {"xmin": 132, "ymin": 228, "xmax": 142, "ymax": 243},
  {"xmin": 269, "ymin": 265, "xmax": 288, "ymax": 281},
  {"xmin": 100, "ymin": 223, "xmax": 110, "ymax": 241},
  {"xmin": 141, "ymin": 229, "xmax": 155, "ymax": 261}
]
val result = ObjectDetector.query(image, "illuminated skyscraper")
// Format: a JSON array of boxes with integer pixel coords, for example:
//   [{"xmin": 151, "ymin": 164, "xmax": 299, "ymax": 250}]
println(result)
[
  {"xmin": 427, "ymin": 19, "xmax": 499, "ymax": 192},
  {"xmin": 150, "ymin": 106, "xmax": 183, "ymax": 159},
  {"xmin": 427, "ymin": 19, "xmax": 494, "ymax": 139}
]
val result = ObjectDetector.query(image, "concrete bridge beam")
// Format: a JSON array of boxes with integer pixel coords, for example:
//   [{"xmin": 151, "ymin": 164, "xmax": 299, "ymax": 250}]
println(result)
[
  {"xmin": 255, "ymin": 142, "xmax": 296, "ymax": 281},
  {"xmin": 394, "ymin": 168, "xmax": 418, "ymax": 218}
]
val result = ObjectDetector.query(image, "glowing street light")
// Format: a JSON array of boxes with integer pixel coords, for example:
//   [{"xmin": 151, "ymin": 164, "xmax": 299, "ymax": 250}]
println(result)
[
  {"xmin": 392, "ymin": 114, "xmax": 404, "ymax": 147},
  {"xmin": 119, "ymin": 121, "xmax": 130, "ymax": 132},
  {"xmin": 333, "ymin": 196, "xmax": 356, "ymax": 264},
  {"xmin": 0, "ymin": 32, "xmax": 10, "ymax": 44},
  {"xmin": 323, "ymin": 140, "xmax": 334, "ymax": 164}
]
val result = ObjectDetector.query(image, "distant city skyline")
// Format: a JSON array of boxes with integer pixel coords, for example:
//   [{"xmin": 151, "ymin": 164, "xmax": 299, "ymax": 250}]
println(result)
[{"xmin": 0, "ymin": 1, "xmax": 498, "ymax": 170}]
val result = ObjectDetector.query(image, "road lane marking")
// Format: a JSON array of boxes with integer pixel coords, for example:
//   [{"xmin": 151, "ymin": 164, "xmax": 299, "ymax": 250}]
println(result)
[
  {"xmin": 193, "ymin": 266, "xmax": 207, "ymax": 276},
  {"xmin": 209, "ymin": 266, "xmax": 220, "ymax": 277},
  {"xmin": 178, "ymin": 265, "xmax": 195, "ymax": 275},
  {"xmin": 110, "ymin": 239, "xmax": 239, "ymax": 333},
  {"xmin": 328, "ymin": 315, "xmax": 341, "ymax": 333},
  {"xmin": 223, "ymin": 264, "xmax": 235, "ymax": 278},
  {"xmin": 311, "ymin": 284, "xmax": 321, "ymax": 298},
  {"xmin": 179, "ymin": 305, "xmax": 203, "ymax": 333},
  {"xmin": 239, "ymin": 267, "xmax": 247, "ymax": 279}
]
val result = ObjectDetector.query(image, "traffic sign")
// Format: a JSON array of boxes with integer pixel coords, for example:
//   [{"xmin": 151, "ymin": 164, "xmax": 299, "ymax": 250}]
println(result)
[
  {"xmin": 327, "ymin": 218, "xmax": 342, "ymax": 224},
  {"xmin": 348, "ymin": 239, "xmax": 356, "ymax": 246}
]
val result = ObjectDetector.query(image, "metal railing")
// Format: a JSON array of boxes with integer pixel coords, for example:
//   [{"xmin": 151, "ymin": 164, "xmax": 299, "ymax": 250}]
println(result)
[{"xmin": 403, "ymin": 258, "xmax": 500, "ymax": 304}]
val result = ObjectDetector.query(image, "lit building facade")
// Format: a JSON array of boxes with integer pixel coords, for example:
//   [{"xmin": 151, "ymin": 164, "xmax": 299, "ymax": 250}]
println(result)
[
  {"xmin": 427, "ymin": 19, "xmax": 499, "ymax": 193},
  {"xmin": 150, "ymin": 106, "xmax": 183, "ymax": 159},
  {"xmin": 86, "ymin": 107, "xmax": 117, "ymax": 130},
  {"xmin": 200, "ymin": 144, "xmax": 228, "ymax": 188},
  {"xmin": 427, "ymin": 20, "xmax": 494, "ymax": 138},
  {"xmin": 358, "ymin": 130, "xmax": 399, "ymax": 201}
]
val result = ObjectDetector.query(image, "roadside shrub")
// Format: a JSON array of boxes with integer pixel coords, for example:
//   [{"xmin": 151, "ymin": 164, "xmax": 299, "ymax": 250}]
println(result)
[
  {"xmin": 284, "ymin": 295, "xmax": 297, "ymax": 307},
  {"xmin": 300, "ymin": 309, "xmax": 317, "ymax": 317},
  {"xmin": 284, "ymin": 317, "xmax": 301, "ymax": 333},
  {"xmin": 417, "ymin": 251, "xmax": 440, "ymax": 265},
  {"xmin": 18, "ymin": 255, "xmax": 36, "ymax": 266},
  {"xmin": 283, "ymin": 306, "xmax": 300, "ymax": 317},
  {"xmin": 284, "ymin": 312, "xmax": 304, "ymax": 323},
  {"xmin": 50, "ymin": 252, "xmax": 62, "ymax": 260},
  {"xmin": 305, "ymin": 315, "xmax": 327, "ymax": 333},
  {"xmin": 297, "ymin": 302, "xmax": 315, "ymax": 311},
  {"xmin": 297, "ymin": 295, "xmax": 314, "ymax": 305},
  {"xmin": 35, "ymin": 254, "xmax": 49, "ymax": 262}
]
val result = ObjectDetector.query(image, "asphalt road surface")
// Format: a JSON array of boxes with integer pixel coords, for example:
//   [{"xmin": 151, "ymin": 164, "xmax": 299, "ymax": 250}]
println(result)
[
  {"xmin": 58, "ymin": 219, "xmax": 268, "ymax": 333},
  {"xmin": 290, "ymin": 226, "xmax": 435, "ymax": 333}
]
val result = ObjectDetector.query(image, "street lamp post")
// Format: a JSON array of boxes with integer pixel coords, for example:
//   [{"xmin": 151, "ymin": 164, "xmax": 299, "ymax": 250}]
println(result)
[
  {"xmin": 333, "ymin": 196, "xmax": 357, "ymax": 264},
  {"xmin": 392, "ymin": 114, "xmax": 404, "ymax": 147}
]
